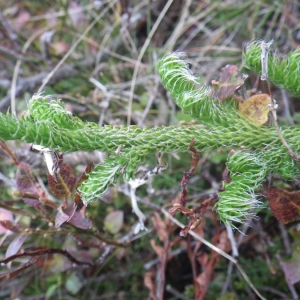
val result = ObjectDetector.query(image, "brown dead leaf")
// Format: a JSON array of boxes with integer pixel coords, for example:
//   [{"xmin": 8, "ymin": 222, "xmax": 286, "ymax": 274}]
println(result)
[
  {"xmin": 0, "ymin": 220, "xmax": 21, "ymax": 234},
  {"xmin": 150, "ymin": 239, "xmax": 164, "ymax": 258},
  {"xmin": 151, "ymin": 212, "xmax": 168, "ymax": 242},
  {"xmin": 216, "ymin": 230, "xmax": 229, "ymax": 252},
  {"xmin": 213, "ymin": 64, "xmax": 248, "ymax": 101},
  {"xmin": 144, "ymin": 269, "xmax": 157, "ymax": 300},
  {"xmin": 48, "ymin": 163, "xmax": 76, "ymax": 199},
  {"xmin": 268, "ymin": 186, "xmax": 300, "ymax": 224},
  {"xmin": 239, "ymin": 93, "xmax": 271, "ymax": 126}
]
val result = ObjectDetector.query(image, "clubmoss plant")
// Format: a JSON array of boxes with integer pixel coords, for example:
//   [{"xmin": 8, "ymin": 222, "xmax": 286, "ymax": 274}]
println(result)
[{"xmin": 0, "ymin": 40, "xmax": 300, "ymax": 228}]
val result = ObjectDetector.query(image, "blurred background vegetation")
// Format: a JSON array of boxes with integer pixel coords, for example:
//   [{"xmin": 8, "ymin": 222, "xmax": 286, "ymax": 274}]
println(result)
[{"xmin": 1, "ymin": 0, "xmax": 300, "ymax": 299}]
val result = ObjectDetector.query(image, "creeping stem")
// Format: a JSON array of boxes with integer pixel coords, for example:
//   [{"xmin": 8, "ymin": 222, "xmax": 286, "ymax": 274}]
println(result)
[{"xmin": 0, "ymin": 44, "xmax": 300, "ymax": 227}]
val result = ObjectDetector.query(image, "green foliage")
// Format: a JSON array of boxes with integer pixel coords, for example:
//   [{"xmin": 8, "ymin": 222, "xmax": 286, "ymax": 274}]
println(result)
[
  {"xmin": 243, "ymin": 40, "xmax": 300, "ymax": 98},
  {"xmin": 1, "ymin": 41, "xmax": 300, "ymax": 228}
]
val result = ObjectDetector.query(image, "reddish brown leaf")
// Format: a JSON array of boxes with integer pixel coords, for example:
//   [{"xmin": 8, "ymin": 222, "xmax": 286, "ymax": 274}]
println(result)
[
  {"xmin": 23, "ymin": 198, "xmax": 41, "ymax": 208},
  {"xmin": 68, "ymin": 250, "xmax": 94, "ymax": 265},
  {"xmin": 150, "ymin": 239, "xmax": 164, "ymax": 258},
  {"xmin": 73, "ymin": 193, "xmax": 84, "ymax": 211},
  {"xmin": 55, "ymin": 205, "xmax": 72, "ymax": 228},
  {"xmin": 6, "ymin": 233, "xmax": 29, "ymax": 261},
  {"xmin": 144, "ymin": 269, "xmax": 157, "ymax": 300},
  {"xmin": 55, "ymin": 204, "xmax": 92, "ymax": 229},
  {"xmin": 151, "ymin": 212, "xmax": 168, "ymax": 242},
  {"xmin": 0, "ymin": 209, "xmax": 14, "ymax": 235},
  {"xmin": 0, "ymin": 220, "xmax": 21, "ymax": 234},
  {"xmin": 68, "ymin": 206, "xmax": 92, "ymax": 229},
  {"xmin": 23, "ymin": 198, "xmax": 54, "ymax": 218},
  {"xmin": 48, "ymin": 163, "xmax": 76, "ymax": 199},
  {"xmin": 216, "ymin": 230, "xmax": 229, "ymax": 252},
  {"xmin": 239, "ymin": 93, "xmax": 271, "ymax": 126},
  {"xmin": 213, "ymin": 64, "xmax": 248, "ymax": 101},
  {"xmin": 268, "ymin": 186, "xmax": 300, "ymax": 224},
  {"xmin": 16, "ymin": 162, "xmax": 41, "ymax": 196}
]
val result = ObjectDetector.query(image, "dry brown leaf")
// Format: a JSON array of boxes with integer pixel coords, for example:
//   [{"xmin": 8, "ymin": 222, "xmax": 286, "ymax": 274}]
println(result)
[
  {"xmin": 212, "ymin": 64, "xmax": 248, "ymax": 101},
  {"xmin": 150, "ymin": 239, "xmax": 164, "ymax": 258},
  {"xmin": 239, "ymin": 93, "xmax": 271, "ymax": 126},
  {"xmin": 268, "ymin": 186, "xmax": 300, "ymax": 224}
]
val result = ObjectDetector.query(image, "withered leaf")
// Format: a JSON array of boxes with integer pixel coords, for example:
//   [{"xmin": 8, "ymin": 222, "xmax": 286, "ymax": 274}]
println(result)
[
  {"xmin": 150, "ymin": 239, "xmax": 164, "ymax": 258},
  {"xmin": 48, "ymin": 163, "xmax": 76, "ymax": 199},
  {"xmin": 239, "ymin": 93, "xmax": 271, "ymax": 126},
  {"xmin": 268, "ymin": 186, "xmax": 300, "ymax": 224},
  {"xmin": 16, "ymin": 162, "xmax": 40, "ymax": 196},
  {"xmin": 151, "ymin": 212, "xmax": 168, "ymax": 242},
  {"xmin": 144, "ymin": 269, "xmax": 156, "ymax": 300},
  {"xmin": 213, "ymin": 64, "xmax": 248, "ymax": 101}
]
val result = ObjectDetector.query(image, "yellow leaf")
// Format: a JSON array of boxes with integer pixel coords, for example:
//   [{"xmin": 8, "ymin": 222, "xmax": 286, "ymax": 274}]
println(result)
[{"xmin": 239, "ymin": 94, "xmax": 271, "ymax": 126}]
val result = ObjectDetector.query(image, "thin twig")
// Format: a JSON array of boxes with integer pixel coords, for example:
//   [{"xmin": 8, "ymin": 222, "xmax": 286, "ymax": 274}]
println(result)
[
  {"xmin": 11, "ymin": 27, "xmax": 49, "ymax": 115},
  {"xmin": 0, "ymin": 248, "xmax": 93, "ymax": 267}
]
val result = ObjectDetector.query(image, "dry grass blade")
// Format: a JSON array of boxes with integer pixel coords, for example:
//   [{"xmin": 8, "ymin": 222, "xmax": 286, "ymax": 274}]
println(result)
[
  {"xmin": 126, "ymin": 0, "xmax": 175, "ymax": 126},
  {"xmin": 37, "ymin": 0, "xmax": 118, "ymax": 93}
]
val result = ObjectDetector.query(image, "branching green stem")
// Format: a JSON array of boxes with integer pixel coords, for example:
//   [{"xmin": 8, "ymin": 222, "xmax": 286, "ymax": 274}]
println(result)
[
  {"xmin": 243, "ymin": 40, "xmax": 300, "ymax": 98},
  {"xmin": 0, "ymin": 41, "xmax": 300, "ymax": 227}
]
